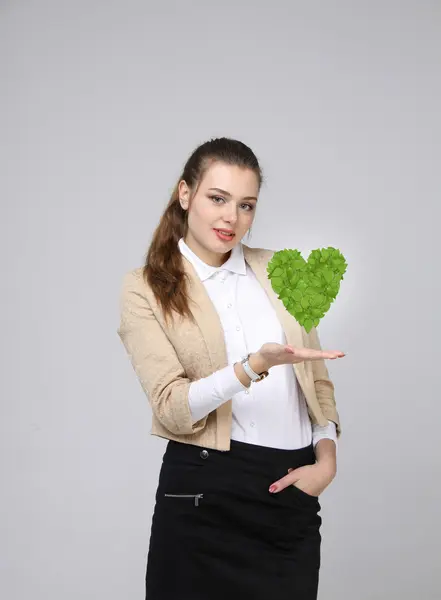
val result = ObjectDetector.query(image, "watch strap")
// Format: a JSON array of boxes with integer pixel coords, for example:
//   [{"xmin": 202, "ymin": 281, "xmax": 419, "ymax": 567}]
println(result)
[{"xmin": 241, "ymin": 353, "xmax": 269, "ymax": 382}]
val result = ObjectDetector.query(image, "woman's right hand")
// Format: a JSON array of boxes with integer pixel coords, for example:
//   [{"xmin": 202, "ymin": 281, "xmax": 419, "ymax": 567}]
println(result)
[{"xmin": 257, "ymin": 342, "xmax": 345, "ymax": 370}]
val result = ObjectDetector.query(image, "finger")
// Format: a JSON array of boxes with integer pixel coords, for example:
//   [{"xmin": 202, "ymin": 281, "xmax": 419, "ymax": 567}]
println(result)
[
  {"xmin": 302, "ymin": 349, "xmax": 345, "ymax": 360},
  {"xmin": 314, "ymin": 350, "xmax": 345, "ymax": 358},
  {"xmin": 319, "ymin": 352, "xmax": 345, "ymax": 359},
  {"xmin": 269, "ymin": 473, "xmax": 296, "ymax": 493},
  {"xmin": 288, "ymin": 346, "xmax": 345, "ymax": 358}
]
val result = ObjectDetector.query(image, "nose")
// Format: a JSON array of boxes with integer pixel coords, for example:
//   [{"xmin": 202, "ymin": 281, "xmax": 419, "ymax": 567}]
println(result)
[{"xmin": 223, "ymin": 206, "xmax": 239, "ymax": 224}]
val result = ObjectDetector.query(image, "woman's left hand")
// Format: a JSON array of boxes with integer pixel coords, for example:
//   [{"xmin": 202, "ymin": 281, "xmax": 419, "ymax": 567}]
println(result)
[{"xmin": 268, "ymin": 462, "xmax": 336, "ymax": 497}]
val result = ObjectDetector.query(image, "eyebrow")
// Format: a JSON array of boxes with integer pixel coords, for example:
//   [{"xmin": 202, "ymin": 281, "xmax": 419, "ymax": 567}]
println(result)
[{"xmin": 208, "ymin": 187, "xmax": 258, "ymax": 201}]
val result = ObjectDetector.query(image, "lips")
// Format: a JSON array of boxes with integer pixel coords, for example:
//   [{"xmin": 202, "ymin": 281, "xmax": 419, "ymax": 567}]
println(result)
[{"xmin": 214, "ymin": 229, "xmax": 235, "ymax": 235}]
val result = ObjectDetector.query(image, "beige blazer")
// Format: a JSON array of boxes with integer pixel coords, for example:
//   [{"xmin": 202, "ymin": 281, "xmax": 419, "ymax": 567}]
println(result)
[{"xmin": 117, "ymin": 244, "xmax": 341, "ymax": 451}]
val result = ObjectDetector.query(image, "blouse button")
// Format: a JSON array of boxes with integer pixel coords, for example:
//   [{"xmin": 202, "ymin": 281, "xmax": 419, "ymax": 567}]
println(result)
[{"xmin": 200, "ymin": 449, "xmax": 209, "ymax": 459}]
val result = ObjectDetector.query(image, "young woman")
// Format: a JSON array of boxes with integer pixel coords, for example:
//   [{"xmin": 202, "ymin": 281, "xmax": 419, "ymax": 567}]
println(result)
[{"xmin": 117, "ymin": 137, "xmax": 345, "ymax": 600}]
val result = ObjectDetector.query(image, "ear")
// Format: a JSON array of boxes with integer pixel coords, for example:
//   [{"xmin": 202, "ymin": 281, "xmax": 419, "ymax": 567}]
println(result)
[{"xmin": 178, "ymin": 180, "xmax": 190, "ymax": 210}]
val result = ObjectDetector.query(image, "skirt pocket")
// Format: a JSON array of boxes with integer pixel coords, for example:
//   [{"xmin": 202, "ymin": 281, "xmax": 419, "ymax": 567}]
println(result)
[
  {"xmin": 289, "ymin": 482, "xmax": 320, "ymax": 509},
  {"xmin": 164, "ymin": 493, "xmax": 204, "ymax": 507},
  {"xmin": 158, "ymin": 460, "xmax": 207, "ymax": 501}
]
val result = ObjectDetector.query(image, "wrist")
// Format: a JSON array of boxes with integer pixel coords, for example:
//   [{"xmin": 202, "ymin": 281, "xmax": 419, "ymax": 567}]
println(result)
[{"xmin": 248, "ymin": 352, "xmax": 270, "ymax": 374}]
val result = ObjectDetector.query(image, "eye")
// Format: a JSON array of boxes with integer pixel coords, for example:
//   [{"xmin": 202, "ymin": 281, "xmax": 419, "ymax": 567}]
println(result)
[{"xmin": 209, "ymin": 195, "xmax": 254, "ymax": 211}]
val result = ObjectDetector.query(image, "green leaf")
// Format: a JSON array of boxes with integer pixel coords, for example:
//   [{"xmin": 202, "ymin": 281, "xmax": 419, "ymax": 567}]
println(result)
[{"xmin": 267, "ymin": 246, "xmax": 347, "ymax": 332}]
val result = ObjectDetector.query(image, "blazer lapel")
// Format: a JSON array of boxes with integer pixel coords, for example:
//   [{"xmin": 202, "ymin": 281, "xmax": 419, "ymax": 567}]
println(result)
[
  {"xmin": 181, "ymin": 244, "xmax": 308, "ymax": 394},
  {"xmin": 243, "ymin": 245, "xmax": 308, "ymax": 390}
]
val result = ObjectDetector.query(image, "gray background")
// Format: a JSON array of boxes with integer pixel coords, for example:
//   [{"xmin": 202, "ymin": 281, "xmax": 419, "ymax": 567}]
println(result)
[{"xmin": 1, "ymin": 1, "xmax": 440, "ymax": 598}]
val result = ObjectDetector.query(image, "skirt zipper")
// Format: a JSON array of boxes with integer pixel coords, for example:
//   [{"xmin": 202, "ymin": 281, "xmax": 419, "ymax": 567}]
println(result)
[{"xmin": 164, "ymin": 493, "xmax": 204, "ymax": 507}]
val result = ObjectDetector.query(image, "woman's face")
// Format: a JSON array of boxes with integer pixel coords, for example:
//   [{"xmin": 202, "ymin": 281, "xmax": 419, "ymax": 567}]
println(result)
[{"xmin": 178, "ymin": 162, "xmax": 259, "ymax": 267}]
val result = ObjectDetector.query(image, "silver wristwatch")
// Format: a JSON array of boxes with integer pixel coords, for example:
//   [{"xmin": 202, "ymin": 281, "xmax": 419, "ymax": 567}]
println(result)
[{"xmin": 240, "ymin": 353, "xmax": 269, "ymax": 383}]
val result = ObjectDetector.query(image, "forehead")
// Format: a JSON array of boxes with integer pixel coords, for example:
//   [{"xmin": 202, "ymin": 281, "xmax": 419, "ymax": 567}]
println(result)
[{"xmin": 200, "ymin": 162, "xmax": 259, "ymax": 195}]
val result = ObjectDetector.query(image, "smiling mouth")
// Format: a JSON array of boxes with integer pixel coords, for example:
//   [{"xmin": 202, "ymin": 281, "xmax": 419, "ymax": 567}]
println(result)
[{"xmin": 214, "ymin": 229, "xmax": 235, "ymax": 236}]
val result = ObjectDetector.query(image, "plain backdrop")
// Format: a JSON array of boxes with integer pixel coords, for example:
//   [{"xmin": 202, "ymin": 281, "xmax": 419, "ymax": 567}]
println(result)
[{"xmin": 1, "ymin": 1, "xmax": 440, "ymax": 598}]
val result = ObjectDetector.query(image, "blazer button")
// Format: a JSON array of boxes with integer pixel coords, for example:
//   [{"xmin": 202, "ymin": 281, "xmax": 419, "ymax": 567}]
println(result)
[{"xmin": 200, "ymin": 449, "xmax": 209, "ymax": 459}]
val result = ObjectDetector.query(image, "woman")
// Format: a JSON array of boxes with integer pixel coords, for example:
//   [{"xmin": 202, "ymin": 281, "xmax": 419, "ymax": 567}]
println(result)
[{"xmin": 117, "ymin": 137, "xmax": 345, "ymax": 600}]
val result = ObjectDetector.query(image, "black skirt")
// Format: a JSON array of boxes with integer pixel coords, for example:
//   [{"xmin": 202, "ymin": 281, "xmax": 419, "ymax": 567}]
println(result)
[{"xmin": 145, "ymin": 438, "xmax": 322, "ymax": 600}]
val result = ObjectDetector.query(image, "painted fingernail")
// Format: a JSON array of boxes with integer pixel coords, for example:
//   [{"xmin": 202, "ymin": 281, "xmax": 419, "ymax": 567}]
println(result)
[{"xmin": 269, "ymin": 485, "xmax": 277, "ymax": 493}]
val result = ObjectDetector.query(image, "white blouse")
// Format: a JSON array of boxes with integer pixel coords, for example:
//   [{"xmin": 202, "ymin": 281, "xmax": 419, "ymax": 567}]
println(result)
[{"xmin": 178, "ymin": 237, "xmax": 337, "ymax": 451}]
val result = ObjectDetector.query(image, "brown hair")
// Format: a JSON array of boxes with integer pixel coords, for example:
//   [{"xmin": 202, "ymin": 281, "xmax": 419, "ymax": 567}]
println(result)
[{"xmin": 143, "ymin": 137, "xmax": 264, "ymax": 327}]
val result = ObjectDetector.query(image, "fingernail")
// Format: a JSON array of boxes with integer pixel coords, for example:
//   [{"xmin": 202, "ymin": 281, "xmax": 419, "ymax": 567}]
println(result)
[{"xmin": 269, "ymin": 485, "xmax": 278, "ymax": 493}]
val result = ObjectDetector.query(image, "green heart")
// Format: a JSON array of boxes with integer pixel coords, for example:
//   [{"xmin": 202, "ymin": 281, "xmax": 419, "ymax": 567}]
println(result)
[{"xmin": 266, "ymin": 247, "xmax": 348, "ymax": 333}]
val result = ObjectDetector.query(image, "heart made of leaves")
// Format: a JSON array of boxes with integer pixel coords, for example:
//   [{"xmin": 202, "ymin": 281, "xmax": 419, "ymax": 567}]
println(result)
[{"xmin": 266, "ymin": 247, "xmax": 348, "ymax": 333}]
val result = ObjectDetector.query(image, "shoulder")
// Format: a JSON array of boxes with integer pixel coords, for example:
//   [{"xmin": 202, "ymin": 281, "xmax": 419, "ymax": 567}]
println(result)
[
  {"xmin": 120, "ymin": 266, "xmax": 144, "ymax": 285},
  {"xmin": 242, "ymin": 244, "xmax": 276, "ymax": 263},
  {"xmin": 118, "ymin": 266, "xmax": 150, "ymax": 298},
  {"xmin": 117, "ymin": 266, "xmax": 159, "ymax": 317}
]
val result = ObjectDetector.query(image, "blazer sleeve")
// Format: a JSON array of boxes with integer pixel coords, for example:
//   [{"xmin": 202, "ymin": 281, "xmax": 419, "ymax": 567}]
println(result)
[
  {"xmin": 306, "ymin": 325, "xmax": 342, "ymax": 437},
  {"xmin": 117, "ymin": 270, "xmax": 208, "ymax": 436}
]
